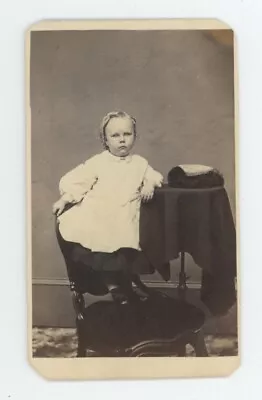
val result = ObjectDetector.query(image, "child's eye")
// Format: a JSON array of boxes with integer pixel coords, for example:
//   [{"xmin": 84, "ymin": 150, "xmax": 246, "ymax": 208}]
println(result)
[
  {"xmin": 112, "ymin": 133, "xmax": 119, "ymax": 138},
  {"xmin": 124, "ymin": 132, "xmax": 132, "ymax": 136}
]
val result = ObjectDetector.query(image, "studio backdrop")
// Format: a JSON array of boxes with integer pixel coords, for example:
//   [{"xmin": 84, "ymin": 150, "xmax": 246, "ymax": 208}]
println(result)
[{"xmin": 30, "ymin": 29, "xmax": 235, "ymax": 327}]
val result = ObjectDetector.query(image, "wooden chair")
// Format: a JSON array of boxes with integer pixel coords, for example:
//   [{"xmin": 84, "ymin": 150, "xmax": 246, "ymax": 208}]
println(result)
[{"xmin": 55, "ymin": 221, "xmax": 208, "ymax": 358}]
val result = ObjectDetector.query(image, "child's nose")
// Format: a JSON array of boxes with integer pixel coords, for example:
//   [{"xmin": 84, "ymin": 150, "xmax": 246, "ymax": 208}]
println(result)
[{"xmin": 119, "ymin": 136, "xmax": 125, "ymax": 143}]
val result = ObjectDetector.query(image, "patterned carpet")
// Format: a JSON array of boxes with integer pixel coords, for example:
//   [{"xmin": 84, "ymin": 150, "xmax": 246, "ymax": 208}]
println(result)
[{"xmin": 32, "ymin": 327, "xmax": 238, "ymax": 357}]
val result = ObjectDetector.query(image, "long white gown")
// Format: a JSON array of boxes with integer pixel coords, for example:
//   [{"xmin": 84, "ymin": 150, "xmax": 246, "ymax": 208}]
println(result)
[{"xmin": 58, "ymin": 150, "xmax": 163, "ymax": 253}]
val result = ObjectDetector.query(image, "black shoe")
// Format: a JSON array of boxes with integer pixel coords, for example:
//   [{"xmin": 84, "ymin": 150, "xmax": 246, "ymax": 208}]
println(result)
[
  {"xmin": 108, "ymin": 285, "xmax": 130, "ymax": 305},
  {"xmin": 131, "ymin": 276, "xmax": 151, "ymax": 301}
]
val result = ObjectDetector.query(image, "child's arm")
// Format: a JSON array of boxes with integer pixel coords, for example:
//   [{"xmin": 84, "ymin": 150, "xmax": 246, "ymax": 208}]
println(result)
[
  {"xmin": 52, "ymin": 156, "xmax": 98, "ymax": 216},
  {"xmin": 141, "ymin": 165, "xmax": 164, "ymax": 202}
]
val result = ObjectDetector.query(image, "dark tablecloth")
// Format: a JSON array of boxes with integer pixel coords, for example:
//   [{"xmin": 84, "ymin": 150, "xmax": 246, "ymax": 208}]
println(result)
[{"xmin": 139, "ymin": 185, "xmax": 237, "ymax": 316}]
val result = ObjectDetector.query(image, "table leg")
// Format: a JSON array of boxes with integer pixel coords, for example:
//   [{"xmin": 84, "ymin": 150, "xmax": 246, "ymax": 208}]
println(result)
[{"xmin": 178, "ymin": 251, "xmax": 188, "ymax": 296}]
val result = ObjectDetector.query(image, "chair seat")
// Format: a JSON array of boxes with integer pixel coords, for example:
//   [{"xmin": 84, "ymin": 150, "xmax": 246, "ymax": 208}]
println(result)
[{"xmin": 78, "ymin": 291, "xmax": 206, "ymax": 357}]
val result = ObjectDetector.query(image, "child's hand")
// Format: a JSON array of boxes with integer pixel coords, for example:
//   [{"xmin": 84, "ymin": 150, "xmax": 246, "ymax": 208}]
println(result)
[
  {"xmin": 141, "ymin": 185, "xmax": 155, "ymax": 202},
  {"xmin": 52, "ymin": 198, "xmax": 67, "ymax": 217}
]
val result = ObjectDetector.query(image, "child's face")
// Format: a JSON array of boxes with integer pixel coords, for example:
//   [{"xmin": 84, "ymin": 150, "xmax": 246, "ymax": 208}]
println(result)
[{"xmin": 105, "ymin": 117, "xmax": 135, "ymax": 157}]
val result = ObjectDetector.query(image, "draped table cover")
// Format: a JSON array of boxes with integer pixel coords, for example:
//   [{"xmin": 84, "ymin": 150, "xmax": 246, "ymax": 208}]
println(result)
[{"xmin": 139, "ymin": 185, "xmax": 237, "ymax": 315}]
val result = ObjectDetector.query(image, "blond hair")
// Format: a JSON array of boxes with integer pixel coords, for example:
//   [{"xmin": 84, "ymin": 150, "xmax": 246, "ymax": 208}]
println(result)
[{"xmin": 100, "ymin": 111, "xmax": 137, "ymax": 149}]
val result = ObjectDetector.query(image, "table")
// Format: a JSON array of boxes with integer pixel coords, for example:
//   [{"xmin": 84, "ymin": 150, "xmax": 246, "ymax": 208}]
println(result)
[{"xmin": 139, "ymin": 185, "xmax": 237, "ymax": 316}]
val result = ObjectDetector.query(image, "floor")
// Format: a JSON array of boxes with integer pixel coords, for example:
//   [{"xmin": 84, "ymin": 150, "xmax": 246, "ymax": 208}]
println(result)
[{"xmin": 32, "ymin": 327, "xmax": 238, "ymax": 358}]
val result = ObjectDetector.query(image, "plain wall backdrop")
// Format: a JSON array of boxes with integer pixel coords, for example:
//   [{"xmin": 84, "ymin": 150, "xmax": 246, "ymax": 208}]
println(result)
[{"xmin": 30, "ymin": 29, "xmax": 235, "ymax": 325}]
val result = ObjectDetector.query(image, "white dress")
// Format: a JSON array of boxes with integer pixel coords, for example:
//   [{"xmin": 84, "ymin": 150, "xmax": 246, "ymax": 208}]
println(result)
[{"xmin": 58, "ymin": 150, "xmax": 163, "ymax": 253}]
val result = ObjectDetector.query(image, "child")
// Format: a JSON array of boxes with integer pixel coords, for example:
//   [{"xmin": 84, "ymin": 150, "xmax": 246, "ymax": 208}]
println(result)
[{"xmin": 53, "ymin": 111, "xmax": 163, "ymax": 303}]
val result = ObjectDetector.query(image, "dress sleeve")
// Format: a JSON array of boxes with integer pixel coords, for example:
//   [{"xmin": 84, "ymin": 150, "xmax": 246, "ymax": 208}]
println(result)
[
  {"xmin": 143, "ymin": 164, "xmax": 164, "ymax": 188},
  {"xmin": 59, "ymin": 155, "xmax": 99, "ymax": 203}
]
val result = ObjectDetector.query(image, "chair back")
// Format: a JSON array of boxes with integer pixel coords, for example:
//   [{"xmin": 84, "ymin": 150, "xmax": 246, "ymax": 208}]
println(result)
[{"xmin": 55, "ymin": 213, "xmax": 108, "ymax": 296}]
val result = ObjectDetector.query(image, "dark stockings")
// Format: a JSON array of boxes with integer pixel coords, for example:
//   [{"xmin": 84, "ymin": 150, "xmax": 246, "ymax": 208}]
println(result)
[{"xmin": 102, "ymin": 272, "xmax": 150, "ymax": 304}]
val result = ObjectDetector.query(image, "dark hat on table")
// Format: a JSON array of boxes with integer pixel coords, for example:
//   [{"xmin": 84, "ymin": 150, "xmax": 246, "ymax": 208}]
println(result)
[{"xmin": 167, "ymin": 164, "xmax": 224, "ymax": 189}]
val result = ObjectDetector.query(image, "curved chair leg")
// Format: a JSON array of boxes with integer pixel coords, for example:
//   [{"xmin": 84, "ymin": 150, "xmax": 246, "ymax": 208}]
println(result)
[
  {"xmin": 76, "ymin": 318, "xmax": 86, "ymax": 357},
  {"xmin": 77, "ymin": 342, "xmax": 86, "ymax": 357},
  {"xmin": 190, "ymin": 330, "xmax": 208, "ymax": 357}
]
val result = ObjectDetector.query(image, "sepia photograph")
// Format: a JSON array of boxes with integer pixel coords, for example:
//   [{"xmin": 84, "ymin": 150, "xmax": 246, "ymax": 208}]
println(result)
[{"xmin": 27, "ymin": 19, "xmax": 239, "ymax": 379}]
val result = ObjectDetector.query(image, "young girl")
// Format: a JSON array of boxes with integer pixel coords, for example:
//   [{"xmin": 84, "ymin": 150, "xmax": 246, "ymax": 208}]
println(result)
[{"xmin": 53, "ymin": 111, "xmax": 163, "ymax": 303}]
